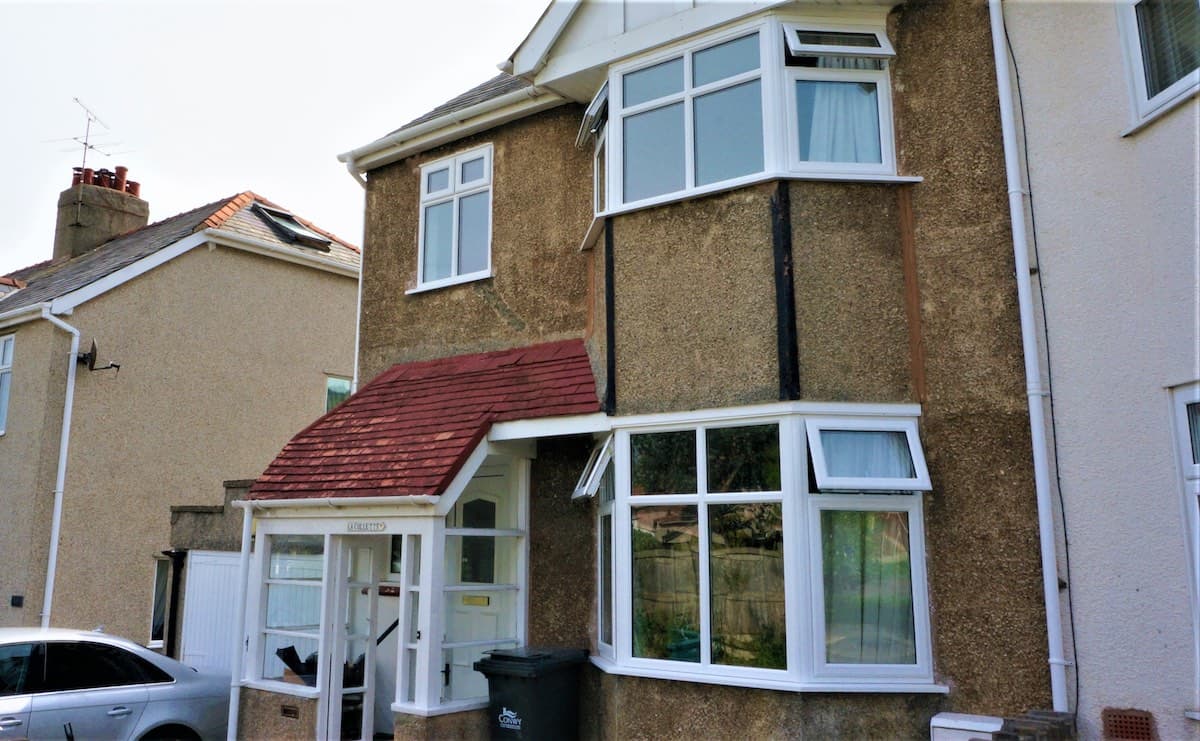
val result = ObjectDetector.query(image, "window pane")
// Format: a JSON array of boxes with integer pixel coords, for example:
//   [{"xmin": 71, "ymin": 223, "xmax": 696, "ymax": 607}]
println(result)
[
  {"xmin": 693, "ymin": 33, "xmax": 760, "ymax": 87},
  {"xmin": 632, "ymin": 506, "xmax": 699, "ymax": 661},
  {"xmin": 795, "ymin": 79, "xmax": 881, "ymax": 164},
  {"xmin": 819, "ymin": 429, "xmax": 915, "ymax": 479},
  {"xmin": 794, "ymin": 30, "xmax": 882, "ymax": 48},
  {"xmin": 0, "ymin": 337, "xmax": 11, "ymax": 366},
  {"xmin": 1188, "ymin": 401, "xmax": 1200, "ymax": 464},
  {"xmin": 709, "ymin": 503, "xmax": 785, "ymax": 669},
  {"xmin": 150, "ymin": 559, "xmax": 169, "ymax": 642},
  {"xmin": 390, "ymin": 535, "xmax": 403, "ymax": 573},
  {"xmin": 623, "ymin": 102, "xmax": 685, "ymax": 202},
  {"xmin": 601, "ymin": 513, "xmax": 613, "ymax": 645},
  {"xmin": 623, "ymin": 57, "xmax": 684, "ymax": 106},
  {"xmin": 326, "ymin": 376, "xmax": 351, "ymax": 412},
  {"xmin": 631, "ymin": 430, "xmax": 696, "ymax": 495},
  {"xmin": 461, "ymin": 157, "xmax": 485, "ymax": 184},
  {"xmin": 266, "ymin": 583, "xmax": 322, "ymax": 631},
  {"xmin": 821, "ymin": 510, "xmax": 916, "ymax": 665},
  {"xmin": 269, "ymin": 535, "xmax": 324, "ymax": 580},
  {"xmin": 1136, "ymin": 0, "xmax": 1200, "ymax": 97},
  {"xmin": 426, "ymin": 168, "xmax": 449, "ymax": 193},
  {"xmin": 0, "ymin": 371, "xmax": 9, "ymax": 432},
  {"xmin": 422, "ymin": 201, "xmax": 454, "ymax": 282},
  {"xmin": 263, "ymin": 635, "xmax": 318, "ymax": 683},
  {"xmin": 706, "ymin": 424, "xmax": 780, "ymax": 492},
  {"xmin": 0, "ymin": 643, "xmax": 35, "ymax": 696},
  {"xmin": 457, "ymin": 191, "xmax": 490, "ymax": 275},
  {"xmin": 694, "ymin": 79, "xmax": 764, "ymax": 186}
]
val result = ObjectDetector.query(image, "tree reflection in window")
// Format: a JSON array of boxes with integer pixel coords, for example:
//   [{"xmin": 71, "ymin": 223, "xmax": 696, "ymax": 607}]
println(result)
[
  {"xmin": 706, "ymin": 424, "xmax": 781, "ymax": 492},
  {"xmin": 631, "ymin": 430, "xmax": 696, "ymax": 495}
]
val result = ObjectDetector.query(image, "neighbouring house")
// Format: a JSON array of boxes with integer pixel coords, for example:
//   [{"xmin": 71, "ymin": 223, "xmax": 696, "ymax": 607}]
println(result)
[
  {"xmin": 998, "ymin": 2, "xmax": 1200, "ymax": 739},
  {"xmin": 0, "ymin": 168, "xmax": 360, "ymax": 666},
  {"xmin": 229, "ymin": 1, "xmax": 1067, "ymax": 739}
]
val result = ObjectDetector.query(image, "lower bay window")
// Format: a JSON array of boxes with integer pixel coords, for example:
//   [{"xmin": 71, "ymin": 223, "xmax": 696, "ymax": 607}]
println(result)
[{"xmin": 595, "ymin": 406, "xmax": 936, "ymax": 690}]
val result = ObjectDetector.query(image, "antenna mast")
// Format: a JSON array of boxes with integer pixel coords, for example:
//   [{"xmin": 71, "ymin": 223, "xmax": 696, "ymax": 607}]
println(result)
[{"xmin": 70, "ymin": 98, "xmax": 112, "ymax": 225}]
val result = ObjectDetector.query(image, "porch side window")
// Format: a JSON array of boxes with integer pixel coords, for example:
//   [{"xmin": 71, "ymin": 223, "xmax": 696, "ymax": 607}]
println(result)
[
  {"xmin": 260, "ymin": 534, "xmax": 324, "ymax": 684},
  {"xmin": 416, "ymin": 144, "xmax": 493, "ymax": 291}
]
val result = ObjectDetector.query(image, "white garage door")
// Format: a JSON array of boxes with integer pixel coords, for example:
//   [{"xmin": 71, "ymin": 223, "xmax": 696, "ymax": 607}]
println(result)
[{"xmin": 180, "ymin": 550, "xmax": 240, "ymax": 674}]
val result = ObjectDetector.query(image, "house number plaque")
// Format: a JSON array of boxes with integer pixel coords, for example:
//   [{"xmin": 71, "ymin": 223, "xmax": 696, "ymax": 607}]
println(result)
[{"xmin": 347, "ymin": 521, "xmax": 386, "ymax": 532}]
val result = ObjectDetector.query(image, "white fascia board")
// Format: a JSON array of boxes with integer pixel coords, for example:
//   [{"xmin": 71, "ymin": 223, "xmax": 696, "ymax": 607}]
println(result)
[
  {"xmin": 202, "ymin": 229, "xmax": 360, "ymax": 278},
  {"xmin": 0, "ymin": 303, "xmax": 50, "ymax": 331},
  {"xmin": 509, "ymin": 0, "xmax": 583, "ymax": 78},
  {"xmin": 489, "ymin": 412, "xmax": 612, "ymax": 441},
  {"xmin": 434, "ymin": 438, "xmax": 494, "ymax": 517},
  {"xmin": 339, "ymin": 89, "xmax": 568, "ymax": 174},
  {"xmin": 611, "ymin": 400, "xmax": 923, "ymax": 430},
  {"xmin": 233, "ymin": 495, "xmax": 441, "ymax": 510},
  {"xmin": 50, "ymin": 231, "xmax": 210, "ymax": 315}
]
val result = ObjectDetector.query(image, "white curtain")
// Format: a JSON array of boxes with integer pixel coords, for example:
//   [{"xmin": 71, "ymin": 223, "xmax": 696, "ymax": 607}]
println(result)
[
  {"xmin": 805, "ymin": 57, "xmax": 881, "ymax": 163},
  {"xmin": 821, "ymin": 429, "xmax": 914, "ymax": 479}
]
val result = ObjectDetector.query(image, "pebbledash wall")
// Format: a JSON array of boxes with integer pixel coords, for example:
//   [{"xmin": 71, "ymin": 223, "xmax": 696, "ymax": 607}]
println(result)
[
  {"xmin": 1004, "ymin": 3, "xmax": 1200, "ymax": 739},
  {"xmin": 0, "ymin": 245, "xmax": 356, "ymax": 642},
  {"xmin": 352, "ymin": 1, "xmax": 1049, "ymax": 738}
]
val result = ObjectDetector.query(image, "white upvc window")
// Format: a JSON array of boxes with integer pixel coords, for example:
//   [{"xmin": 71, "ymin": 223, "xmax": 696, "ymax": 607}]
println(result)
[
  {"xmin": 1118, "ymin": 0, "xmax": 1200, "ymax": 125},
  {"xmin": 0, "ymin": 334, "xmax": 12, "ymax": 435},
  {"xmin": 596, "ymin": 406, "xmax": 935, "ymax": 690},
  {"xmin": 600, "ymin": 14, "xmax": 897, "ymax": 211},
  {"xmin": 1172, "ymin": 381, "xmax": 1200, "ymax": 704},
  {"xmin": 149, "ymin": 558, "xmax": 170, "ymax": 648},
  {"xmin": 415, "ymin": 144, "xmax": 493, "ymax": 291}
]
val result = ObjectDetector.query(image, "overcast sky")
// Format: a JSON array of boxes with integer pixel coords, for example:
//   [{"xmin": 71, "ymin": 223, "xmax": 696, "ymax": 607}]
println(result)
[{"xmin": 0, "ymin": 0, "xmax": 548, "ymax": 275}]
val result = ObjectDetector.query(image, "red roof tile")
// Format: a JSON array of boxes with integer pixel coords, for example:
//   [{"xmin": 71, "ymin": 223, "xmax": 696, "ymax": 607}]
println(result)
[{"xmin": 249, "ymin": 340, "xmax": 600, "ymax": 500}]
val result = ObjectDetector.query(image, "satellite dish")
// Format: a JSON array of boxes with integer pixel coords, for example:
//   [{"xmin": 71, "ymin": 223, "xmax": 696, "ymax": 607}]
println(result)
[{"xmin": 78, "ymin": 339, "xmax": 98, "ymax": 370}]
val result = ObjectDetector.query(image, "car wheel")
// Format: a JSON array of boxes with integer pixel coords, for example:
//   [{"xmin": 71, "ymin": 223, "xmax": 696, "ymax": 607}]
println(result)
[{"xmin": 140, "ymin": 725, "xmax": 201, "ymax": 741}]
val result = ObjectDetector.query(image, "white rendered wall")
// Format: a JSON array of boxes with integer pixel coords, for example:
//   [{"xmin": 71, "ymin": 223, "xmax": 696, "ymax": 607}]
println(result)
[{"xmin": 1004, "ymin": 3, "xmax": 1199, "ymax": 739}]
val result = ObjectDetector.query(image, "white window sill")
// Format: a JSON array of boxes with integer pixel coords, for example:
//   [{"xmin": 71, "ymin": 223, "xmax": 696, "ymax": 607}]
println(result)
[
  {"xmin": 391, "ymin": 698, "xmax": 487, "ymax": 718},
  {"xmin": 597, "ymin": 170, "xmax": 923, "ymax": 222},
  {"xmin": 405, "ymin": 270, "xmax": 493, "ymax": 295},
  {"xmin": 1122, "ymin": 85, "xmax": 1199, "ymax": 137},
  {"xmin": 589, "ymin": 655, "xmax": 947, "ymax": 694},
  {"xmin": 240, "ymin": 678, "xmax": 321, "ymax": 699},
  {"xmin": 1185, "ymin": 710, "xmax": 1200, "ymax": 722}
]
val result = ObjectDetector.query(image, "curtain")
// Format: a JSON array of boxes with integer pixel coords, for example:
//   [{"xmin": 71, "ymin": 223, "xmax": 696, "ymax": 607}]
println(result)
[
  {"xmin": 822, "ymin": 510, "xmax": 916, "ymax": 664},
  {"xmin": 803, "ymin": 57, "xmax": 881, "ymax": 163},
  {"xmin": 820, "ymin": 429, "xmax": 915, "ymax": 479}
]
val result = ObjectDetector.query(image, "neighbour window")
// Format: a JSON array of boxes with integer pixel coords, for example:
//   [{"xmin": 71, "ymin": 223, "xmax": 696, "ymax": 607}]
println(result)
[
  {"xmin": 1119, "ymin": 0, "xmax": 1200, "ymax": 123},
  {"xmin": 1173, "ymin": 382, "xmax": 1200, "ymax": 697},
  {"xmin": 326, "ymin": 375, "xmax": 351, "ymax": 412},
  {"xmin": 597, "ymin": 408, "xmax": 933, "ymax": 688},
  {"xmin": 0, "ymin": 334, "xmax": 12, "ymax": 435},
  {"xmin": 601, "ymin": 16, "xmax": 897, "ymax": 210},
  {"xmin": 149, "ymin": 559, "xmax": 170, "ymax": 647},
  {"xmin": 253, "ymin": 203, "xmax": 332, "ymax": 251},
  {"xmin": 416, "ymin": 144, "xmax": 493, "ymax": 290}
]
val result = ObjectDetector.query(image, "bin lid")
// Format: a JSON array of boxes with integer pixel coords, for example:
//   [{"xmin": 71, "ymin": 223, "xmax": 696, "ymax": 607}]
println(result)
[{"xmin": 473, "ymin": 646, "xmax": 588, "ymax": 678}]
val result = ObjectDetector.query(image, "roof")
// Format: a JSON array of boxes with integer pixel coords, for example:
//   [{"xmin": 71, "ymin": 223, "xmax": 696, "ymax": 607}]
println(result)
[
  {"xmin": 250, "ymin": 339, "xmax": 601, "ymax": 501},
  {"xmin": 391, "ymin": 73, "xmax": 534, "ymax": 135},
  {"xmin": 0, "ymin": 192, "xmax": 359, "ymax": 315}
]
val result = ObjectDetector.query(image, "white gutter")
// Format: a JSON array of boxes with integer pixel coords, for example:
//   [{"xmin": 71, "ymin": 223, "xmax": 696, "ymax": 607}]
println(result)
[
  {"xmin": 226, "ymin": 503, "xmax": 253, "ymax": 741},
  {"xmin": 351, "ymin": 242, "xmax": 364, "ymax": 393},
  {"xmin": 988, "ymin": 0, "xmax": 1069, "ymax": 712},
  {"xmin": 338, "ymin": 86, "xmax": 566, "ymax": 174},
  {"xmin": 38, "ymin": 308, "xmax": 81, "ymax": 629},
  {"xmin": 233, "ymin": 495, "xmax": 441, "ymax": 510},
  {"xmin": 0, "ymin": 303, "xmax": 49, "ymax": 331},
  {"xmin": 202, "ymin": 229, "xmax": 360, "ymax": 279}
]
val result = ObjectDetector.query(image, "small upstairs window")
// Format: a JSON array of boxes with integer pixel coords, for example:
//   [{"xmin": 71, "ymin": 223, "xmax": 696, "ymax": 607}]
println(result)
[
  {"xmin": 325, "ymin": 375, "xmax": 351, "ymax": 412},
  {"xmin": 253, "ymin": 204, "xmax": 331, "ymax": 251},
  {"xmin": 0, "ymin": 334, "xmax": 12, "ymax": 435},
  {"xmin": 1119, "ymin": 0, "xmax": 1200, "ymax": 124},
  {"xmin": 416, "ymin": 144, "xmax": 493, "ymax": 291}
]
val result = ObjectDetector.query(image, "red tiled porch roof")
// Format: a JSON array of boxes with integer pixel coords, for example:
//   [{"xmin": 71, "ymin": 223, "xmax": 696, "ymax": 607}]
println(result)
[{"xmin": 249, "ymin": 340, "xmax": 600, "ymax": 500}]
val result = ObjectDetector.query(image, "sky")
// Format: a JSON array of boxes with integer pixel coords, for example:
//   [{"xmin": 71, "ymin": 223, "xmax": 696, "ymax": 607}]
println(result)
[{"xmin": 0, "ymin": 0, "xmax": 549, "ymax": 275}]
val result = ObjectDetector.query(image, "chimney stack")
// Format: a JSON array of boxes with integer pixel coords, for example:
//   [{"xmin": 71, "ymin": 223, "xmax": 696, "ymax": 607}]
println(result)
[{"xmin": 53, "ymin": 166, "xmax": 149, "ymax": 260}]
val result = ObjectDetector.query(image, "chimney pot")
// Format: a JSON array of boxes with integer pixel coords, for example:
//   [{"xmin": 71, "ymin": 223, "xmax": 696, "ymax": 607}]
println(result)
[
  {"xmin": 72, "ymin": 168, "xmax": 83, "ymax": 186},
  {"xmin": 114, "ymin": 166, "xmax": 127, "ymax": 192},
  {"xmin": 127, "ymin": 181, "xmax": 140, "ymax": 197},
  {"xmin": 82, "ymin": 168, "xmax": 94, "ymax": 185}
]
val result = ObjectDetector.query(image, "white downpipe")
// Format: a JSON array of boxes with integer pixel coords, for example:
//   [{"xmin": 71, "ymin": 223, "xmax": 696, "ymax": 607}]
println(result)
[
  {"xmin": 227, "ymin": 502, "xmax": 254, "ymax": 741},
  {"xmin": 351, "ymin": 240, "xmax": 364, "ymax": 394},
  {"xmin": 988, "ymin": 0, "xmax": 1069, "ymax": 712},
  {"xmin": 39, "ymin": 309, "xmax": 80, "ymax": 629}
]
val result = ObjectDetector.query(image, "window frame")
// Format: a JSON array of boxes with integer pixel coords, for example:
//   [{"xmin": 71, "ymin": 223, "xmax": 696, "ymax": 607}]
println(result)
[
  {"xmin": 149, "ymin": 558, "xmax": 170, "ymax": 648},
  {"xmin": 413, "ymin": 144, "xmax": 494, "ymax": 292},
  {"xmin": 804, "ymin": 417, "xmax": 931, "ymax": 492},
  {"xmin": 599, "ymin": 407, "xmax": 936, "ymax": 691},
  {"xmin": 1117, "ymin": 0, "xmax": 1200, "ymax": 127},
  {"xmin": 0, "ymin": 333, "xmax": 13, "ymax": 435},
  {"xmin": 1172, "ymin": 381, "xmax": 1200, "ymax": 706},
  {"xmin": 602, "ymin": 14, "xmax": 899, "ymax": 212},
  {"xmin": 325, "ymin": 375, "xmax": 351, "ymax": 413}
]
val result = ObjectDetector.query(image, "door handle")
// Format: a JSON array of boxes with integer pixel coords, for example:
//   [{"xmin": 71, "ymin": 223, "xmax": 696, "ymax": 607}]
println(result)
[
  {"xmin": 107, "ymin": 706, "xmax": 133, "ymax": 718},
  {"xmin": 0, "ymin": 717, "xmax": 23, "ymax": 729}
]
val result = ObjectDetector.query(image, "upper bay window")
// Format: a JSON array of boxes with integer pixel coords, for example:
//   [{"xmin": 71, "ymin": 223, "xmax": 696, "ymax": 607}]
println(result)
[
  {"xmin": 601, "ymin": 15, "xmax": 898, "ymax": 211},
  {"xmin": 1118, "ymin": 0, "xmax": 1200, "ymax": 125},
  {"xmin": 415, "ymin": 144, "xmax": 493, "ymax": 291}
]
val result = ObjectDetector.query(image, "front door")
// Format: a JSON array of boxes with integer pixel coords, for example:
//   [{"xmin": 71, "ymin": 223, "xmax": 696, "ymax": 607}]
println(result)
[{"xmin": 322, "ymin": 537, "xmax": 384, "ymax": 741}]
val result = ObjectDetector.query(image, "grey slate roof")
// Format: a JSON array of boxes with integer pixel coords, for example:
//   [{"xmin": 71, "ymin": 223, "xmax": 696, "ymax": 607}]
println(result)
[
  {"xmin": 389, "ymin": 73, "xmax": 533, "ymax": 136},
  {"xmin": 0, "ymin": 193, "xmax": 359, "ymax": 315}
]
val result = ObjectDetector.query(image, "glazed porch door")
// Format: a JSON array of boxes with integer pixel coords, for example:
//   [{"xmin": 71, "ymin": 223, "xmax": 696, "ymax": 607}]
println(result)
[{"xmin": 322, "ymin": 536, "xmax": 384, "ymax": 741}]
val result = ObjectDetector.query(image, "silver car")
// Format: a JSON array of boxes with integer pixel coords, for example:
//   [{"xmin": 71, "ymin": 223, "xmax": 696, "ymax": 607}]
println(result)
[{"xmin": 0, "ymin": 628, "xmax": 228, "ymax": 740}]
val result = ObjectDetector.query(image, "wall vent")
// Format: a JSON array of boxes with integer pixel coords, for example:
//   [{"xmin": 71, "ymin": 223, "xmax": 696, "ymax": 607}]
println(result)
[{"xmin": 1102, "ymin": 708, "xmax": 1156, "ymax": 741}]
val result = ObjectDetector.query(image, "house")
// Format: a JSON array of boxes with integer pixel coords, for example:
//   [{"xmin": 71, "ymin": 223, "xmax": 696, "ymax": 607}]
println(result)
[
  {"xmin": 0, "ymin": 167, "xmax": 360, "ymax": 663},
  {"xmin": 230, "ymin": 1, "xmax": 1064, "ymax": 739},
  {"xmin": 997, "ymin": 2, "xmax": 1200, "ymax": 739}
]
